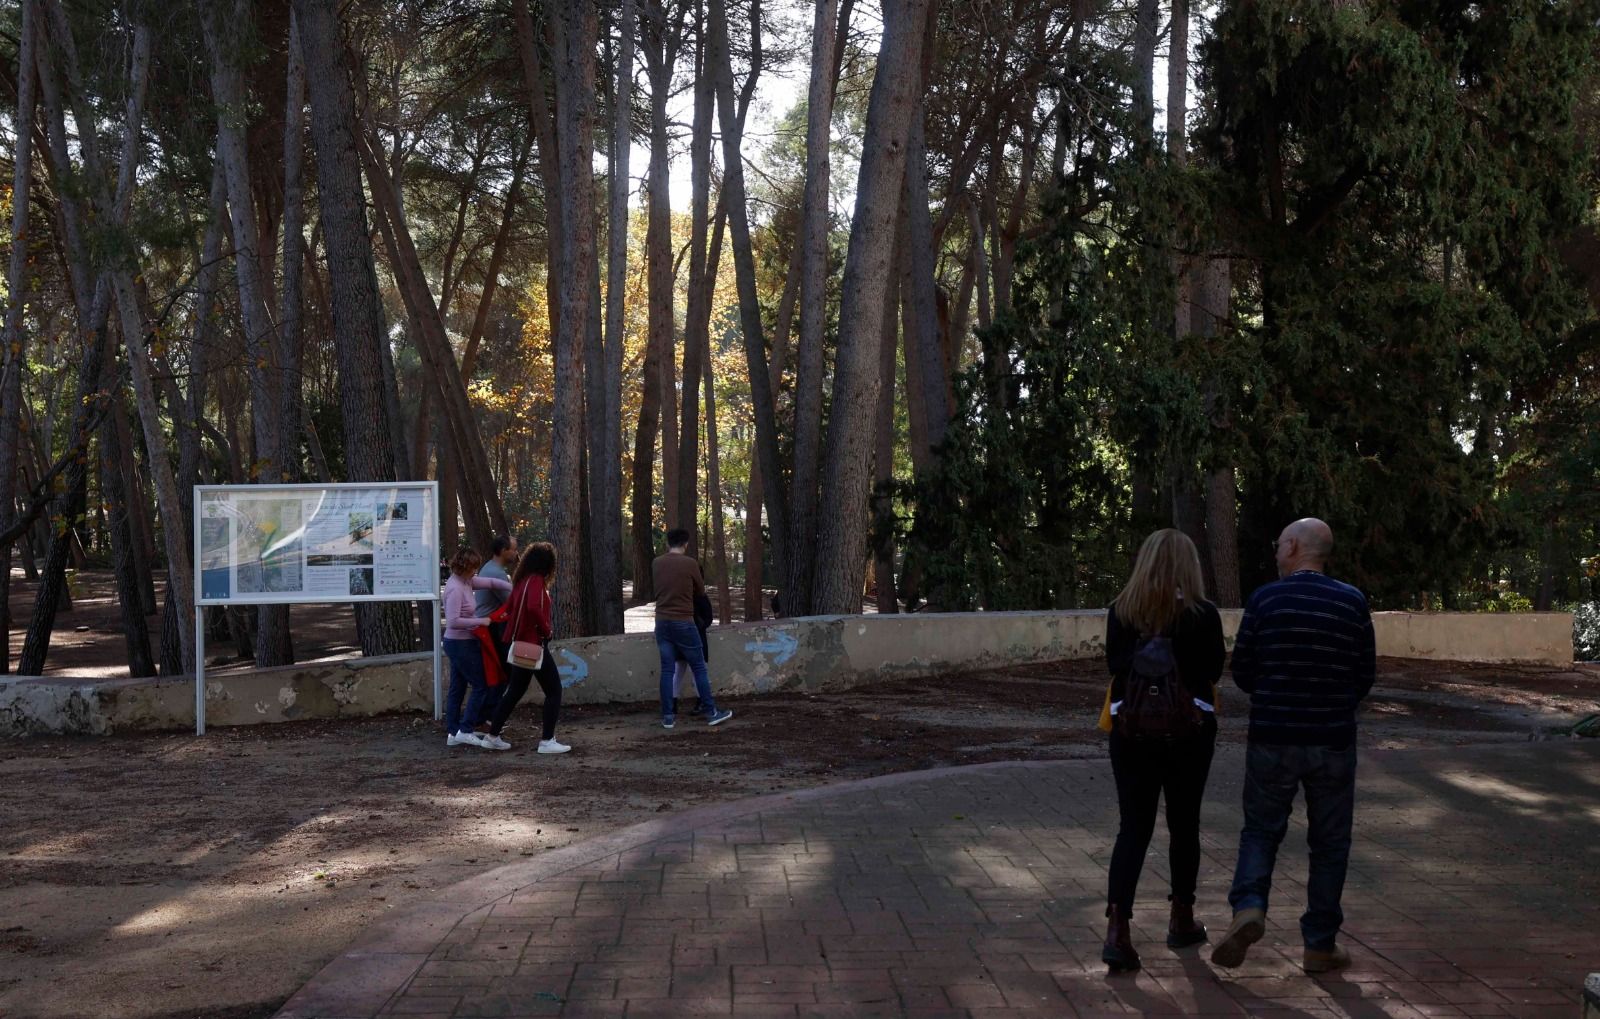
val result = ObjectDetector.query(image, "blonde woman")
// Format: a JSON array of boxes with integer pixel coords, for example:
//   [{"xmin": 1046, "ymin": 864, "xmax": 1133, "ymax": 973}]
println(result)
[{"xmin": 1099, "ymin": 529, "xmax": 1225, "ymax": 972}]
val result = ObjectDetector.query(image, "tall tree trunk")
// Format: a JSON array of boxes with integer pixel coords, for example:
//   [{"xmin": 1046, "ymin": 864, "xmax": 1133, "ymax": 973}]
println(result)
[
  {"xmin": 162, "ymin": 162, "xmax": 227, "ymax": 676},
  {"xmin": 593, "ymin": 0, "xmax": 635, "ymax": 633},
  {"xmin": 280, "ymin": 9, "xmax": 309, "ymax": 482},
  {"xmin": 630, "ymin": 2, "xmax": 682, "ymax": 604},
  {"xmin": 674, "ymin": 15, "xmax": 714, "ymax": 542},
  {"xmin": 1194, "ymin": 257, "xmax": 1240, "ymax": 606},
  {"xmin": 703, "ymin": 333, "xmax": 733, "ymax": 623},
  {"xmin": 873, "ymin": 234, "xmax": 901, "ymax": 615},
  {"xmin": 706, "ymin": 0, "xmax": 788, "ymax": 605},
  {"xmin": 202, "ymin": 0, "xmax": 296, "ymax": 667},
  {"xmin": 361, "ymin": 134, "xmax": 500, "ymax": 549},
  {"xmin": 293, "ymin": 0, "xmax": 414, "ymax": 655},
  {"xmin": 114, "ymin": 399, "xmax": 159, "ymax": 616},
  {"xmin": 812, "ymin": 0, "xmax": 929, "ymax": 614},
  {"xmin": 547, "ymin": 0, "xmax": 599, "ymax": 635},
  {"xmin": 0, "ymin": 0, "xmax": 38, "ymax": 673},
  {"xmin": 582, "ymin": 232, "xmax": 605, "ymax": 633},
  {"xmin": 99, "ymin": 369, "xmax": 155, "ymax": 677},
  {"xmin": 514, "ymin": 0, "xmax": 566, "ymax": 322},
  {"xmin": 1132, "ymin": 0, "xmax": 1159, "ymax": 147},
  {"xmin": 784, "ymin": 0, "xmax": 841, "ymax": 617},
  {"xmin": 744, "ymin": 249, "xmax": 799, "ymax": 620},
  {"xmin": 900, "ymin": 57, "xmax": 947, "ymax": 466},
  {"xmin": 18, "ymin": 283, "xmax": 111, "ymax": 676}
]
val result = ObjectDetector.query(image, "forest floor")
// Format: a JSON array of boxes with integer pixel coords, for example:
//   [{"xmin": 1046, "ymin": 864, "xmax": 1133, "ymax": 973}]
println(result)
[{"xmin": 2, "ymin": 655, "xmax": 1597, "ymax": 1019}]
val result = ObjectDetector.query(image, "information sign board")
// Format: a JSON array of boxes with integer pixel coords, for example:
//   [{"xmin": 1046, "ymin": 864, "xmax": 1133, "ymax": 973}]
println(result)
[
  {"xmin": 191, "ymin": 482, "xmax": 442, "ymax": 734},
  {"xmin": 195, "ymin": 484, "xmax": 439, "ymax": 605}
]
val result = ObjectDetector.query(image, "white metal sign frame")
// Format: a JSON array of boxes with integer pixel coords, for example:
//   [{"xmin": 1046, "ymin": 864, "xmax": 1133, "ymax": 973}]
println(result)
[{"xmin": 191, "ymin": 481, "xmax": 443, "ymax": 735}]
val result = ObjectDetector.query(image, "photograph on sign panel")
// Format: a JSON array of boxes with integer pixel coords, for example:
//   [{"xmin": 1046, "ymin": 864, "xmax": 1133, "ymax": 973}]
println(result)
[
  {"xmin": 236, "ymin": 499, "xmax": 305, "ymax": 595},
  {"xmin": 200, "ymin": 515, "xmax": 231, "ymax": 600},
  {"xmin": 348, "ymin": 511, "xmax": 375, "ymax": 550},
  {"xmin": 307, "ymin": 553, "xmax": 373, "ymax": 566},
  {"xmin": 377, "ymin": 501, "xmax": 408, "ymax": 521},
  {"xmin": 348, "ymin": 567, "xmax": 375, "ymax": 596}
]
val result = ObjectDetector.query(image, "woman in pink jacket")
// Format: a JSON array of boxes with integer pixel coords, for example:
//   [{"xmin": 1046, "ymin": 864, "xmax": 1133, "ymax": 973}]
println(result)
[{"xmin": 442, "ymin": 546, "xmax": 511, "ymax": 749}]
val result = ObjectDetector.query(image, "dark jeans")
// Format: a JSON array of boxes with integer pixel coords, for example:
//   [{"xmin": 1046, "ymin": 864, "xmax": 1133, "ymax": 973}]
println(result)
[
  {"xmin": 657, "ymin": 620, "xmax": 713, "ymax": 717},
  {"xmin": 442, "ymin": 637, "xmax": 487, "ymax": 736},
  {"xmin": 1106, "ymin": 718, "xmax": 1217, "ymax": 916},
  {"xmin": 488, "ymin": 641, "xmax": 561, "ymax": 741},
  {"xmin": 1227, "ymin": 742, "xmax": 1358, "ymax": 950}
]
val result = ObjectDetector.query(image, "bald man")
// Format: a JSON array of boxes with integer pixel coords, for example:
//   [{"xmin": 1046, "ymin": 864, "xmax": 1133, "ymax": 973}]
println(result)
[{"xmin": 1212, "ymin": 518, "xmax": 1376, "ymax": 976}]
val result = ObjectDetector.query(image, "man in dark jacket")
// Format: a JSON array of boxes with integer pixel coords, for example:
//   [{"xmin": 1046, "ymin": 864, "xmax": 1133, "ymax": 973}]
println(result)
[{"xmin": 1212, "ymin": 518, "xmax": 1376, "ymax": 976}]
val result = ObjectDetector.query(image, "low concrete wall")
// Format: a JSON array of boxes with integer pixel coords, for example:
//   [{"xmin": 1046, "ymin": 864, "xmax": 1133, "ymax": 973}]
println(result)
[
  {"xmin": 0, "ymin": 610, "xmax": 1573, "ymax": 736},
  {"xmin": 0, "ymin": 654, "xmax": 433, "ymax": 737}
]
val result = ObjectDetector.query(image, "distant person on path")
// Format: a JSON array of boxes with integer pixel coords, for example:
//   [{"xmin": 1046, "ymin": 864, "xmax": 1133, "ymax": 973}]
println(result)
[
  {"xmin": 474, "ymin": 535, "xmax": 519, "ymax": 724},
  {"xmin": 654, "ymin": 528, "xmax": 731, "ymax": 729},
  {"xmin": 441, "ymin": 546, "xmax": 512, "ymax": 750},
  {"xmin": 486, "ymin": 542, "xmax": 569, "ymax": 754},
  {"xmin": 1212, "ymin": 517, "xmax": 1376, "ymax": 975},
  {"xmin": 1099, "ymin": 529, "xmax": 1225, "ymax": 973}
]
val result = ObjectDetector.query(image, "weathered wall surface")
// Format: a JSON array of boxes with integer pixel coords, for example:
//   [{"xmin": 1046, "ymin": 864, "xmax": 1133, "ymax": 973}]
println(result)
[{"xmin": 0, "ymin": 610, "xmax": 1573, "ymax": 736}]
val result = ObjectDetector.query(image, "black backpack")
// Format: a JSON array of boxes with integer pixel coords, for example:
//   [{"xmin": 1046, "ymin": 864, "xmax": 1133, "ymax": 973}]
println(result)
[{"xmin": 1117, "ymin": 635, "xmax": 1203, "ymax": 740}]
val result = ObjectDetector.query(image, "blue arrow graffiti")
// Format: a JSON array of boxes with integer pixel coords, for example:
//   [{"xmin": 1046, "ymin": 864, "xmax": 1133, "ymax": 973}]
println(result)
[
  {"xmin": 744, "ymin": 629, "xmax": 798, "ymax": 666},
  {"xmin": 556, "ymin": 649, "xmax": 589, "ymax": 687}
]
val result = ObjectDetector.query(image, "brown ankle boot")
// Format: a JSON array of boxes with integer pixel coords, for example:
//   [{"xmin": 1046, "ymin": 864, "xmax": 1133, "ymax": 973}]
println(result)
[
  {"xmin": 1166, "ymin": 900, "xmax": 1208, "ymax": 948},
  {"xmin": 1101, "ymin": 904, "xmax": 1141, "ymax": 973}
]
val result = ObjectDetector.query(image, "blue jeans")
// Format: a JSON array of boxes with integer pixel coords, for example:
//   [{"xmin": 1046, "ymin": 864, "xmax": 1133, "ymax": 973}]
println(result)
[
  {"xmin": 443, "ymin": 637, "xmax": 488, "ymax": 736},
  {"xmin": 1228, "ymin": 742, "xmax": 1357, "ymax": 950},
  {"xmin": 657, "ymin": 620, "xmax": 713, "ymax": 718}
]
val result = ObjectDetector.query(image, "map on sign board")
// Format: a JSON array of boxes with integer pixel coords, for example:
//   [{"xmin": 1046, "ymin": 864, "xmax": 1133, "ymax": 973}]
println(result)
[{"xmin": 196, "ymin": 485, "xmax": 437, "ymax": 605}]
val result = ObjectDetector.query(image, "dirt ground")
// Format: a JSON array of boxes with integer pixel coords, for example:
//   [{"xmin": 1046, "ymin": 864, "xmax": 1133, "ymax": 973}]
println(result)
[
  {"xmin": 4, "ymin": 569, "xmax": 364, "ymax": 678},
  {"xmin": 3, "ymin": 656, "xmax": 1597, "ymax": 1019}
]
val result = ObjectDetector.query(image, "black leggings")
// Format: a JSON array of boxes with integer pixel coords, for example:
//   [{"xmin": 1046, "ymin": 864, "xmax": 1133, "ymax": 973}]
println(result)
[
  {"xmin": 488, "ymin": 644, "xmax": 561, "ymax": 741},
  {"xmin": 1106, "ymin": 719, "xmax": 1217, "ymax": 916}
]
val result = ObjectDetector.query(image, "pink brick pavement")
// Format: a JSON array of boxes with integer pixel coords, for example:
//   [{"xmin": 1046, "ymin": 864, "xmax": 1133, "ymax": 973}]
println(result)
[{"xmin": 275, "ymin": 742, "xmax": 1600, "ymax": 1018}]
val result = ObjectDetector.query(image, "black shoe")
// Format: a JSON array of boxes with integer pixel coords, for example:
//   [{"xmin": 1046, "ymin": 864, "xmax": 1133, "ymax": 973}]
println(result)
[
  {"xmin": 1166, "ymin": 901, "xmax": 1208, "ymax": 949},
  {"xmin": 1102, "ymin": 905, "xmax": 1141, "ymax": 973}
]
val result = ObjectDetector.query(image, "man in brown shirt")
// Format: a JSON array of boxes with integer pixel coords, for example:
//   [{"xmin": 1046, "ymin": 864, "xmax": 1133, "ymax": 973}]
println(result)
[{"xmin": 653, "ymin": 528, "xmax": 731, "ymax": 729}]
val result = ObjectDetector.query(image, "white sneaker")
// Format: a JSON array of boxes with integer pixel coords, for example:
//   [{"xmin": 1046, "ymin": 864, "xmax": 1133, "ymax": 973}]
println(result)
[
  {"xmin": 451, "ymin": 731, "xmax": 489, "ymax": 749},
  {"xmin": 537, "ymin": 739, "xmax": 571, "ymax": 754},
  {"xmin": 483, "ymin": 734, "xmax": 511, "ymax": 751},
  {"xmin": 446, "ymin": 731, "xmax": 475, "ymax": 747}
]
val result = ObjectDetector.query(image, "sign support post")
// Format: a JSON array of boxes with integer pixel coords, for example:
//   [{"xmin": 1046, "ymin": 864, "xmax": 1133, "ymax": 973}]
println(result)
[{"xmin": 196, "ymin": 604, "xmax": 208, "ymax": 732}]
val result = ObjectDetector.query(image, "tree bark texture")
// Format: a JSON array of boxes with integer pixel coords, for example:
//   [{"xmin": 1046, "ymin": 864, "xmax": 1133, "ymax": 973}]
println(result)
[
  {"xmin": 706, "ymin": 0, "xmax": 788, "ymax": 608},
  {"xmin": 873, "ymin": 234, "xmax": 901, "ymax": 615},
  {"xmin": 673, "ymin": 18, "xmax": 714, "ymax": 542},
  {"xmin": 593, "ymin": 0, "xmax": 635, "ymax": 633},
  {"xmin": 0, "ymin": 0, "xmax": 38, "ymax": 673},
  {"xmin": 361, "ymin": 133, "xmax": 501, "ymax": 549},
  {"xmin": 547, "ymin": 0, "xmax": 599, "ymax": 636},
  {"xmin": 630, "ymin": 3, "xmax": 674, "ymax": 600},
  {"xmin": 744, "ymin": 247, "xmax": 799, "ymax": 621},
  {"xmin": 1193, "ymin": 257, "xmax": 1240, "ymax": 606},
  {"xmin": 784, "ymin": 0, "xmax": 841, "ymax": 617},
  {"xmin": 99, "ymin": 371, "xmax": 155, "ymax": 677},
  {"xmin": 812, "ymin": 0, "xmax": 929, "ymax": 614},
  {"xmin": 294, "ymin": 0, "xmax": 414, "ymax": 655}
]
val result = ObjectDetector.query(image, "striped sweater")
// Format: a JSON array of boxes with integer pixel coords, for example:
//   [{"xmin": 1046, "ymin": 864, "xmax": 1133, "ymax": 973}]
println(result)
[{"xmin": 1230, "ymin": 570, "xmax": 1377, "ymax": 747}]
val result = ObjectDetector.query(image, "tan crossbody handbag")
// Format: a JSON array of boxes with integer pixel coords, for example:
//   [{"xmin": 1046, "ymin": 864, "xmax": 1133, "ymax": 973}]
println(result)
[{"xmin": 506, "ymin": 582, "xmax": 546, "ymax": 670}]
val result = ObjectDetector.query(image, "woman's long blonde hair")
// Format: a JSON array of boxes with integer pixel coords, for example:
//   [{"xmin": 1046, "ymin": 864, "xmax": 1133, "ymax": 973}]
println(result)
[{"xmin": 1111, "ymin": 529, "xmax": 1207, "ymax": 635}]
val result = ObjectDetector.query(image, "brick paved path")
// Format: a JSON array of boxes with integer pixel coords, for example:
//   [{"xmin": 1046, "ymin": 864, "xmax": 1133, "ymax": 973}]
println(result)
[{"xmin": 277, "ymin": 743, "xmax": 1600, "ymax": 1018}]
